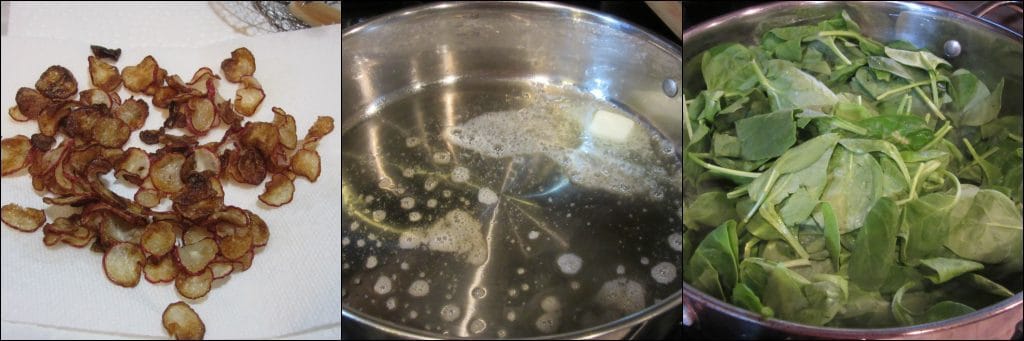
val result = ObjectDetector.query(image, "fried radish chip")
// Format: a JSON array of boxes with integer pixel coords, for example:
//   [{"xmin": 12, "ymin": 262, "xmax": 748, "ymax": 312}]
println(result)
[
  {"xmin": 122, "ymin": 55, "xmax": 159, "ymax": 93},
  {"xmin": 302, "ymin": 116, "xmax": 335, "ymax": 150},
  {"xmin": 15, "ymin": 87, "xmax": 52, "ymax": 119},
  {"xmin": 152, "ymin": 153, "xmax": 186, "ymax": 194},
  {"xmin": 35, "ymin": 65, "xmax": 78, "ymax": 99},
  {"xmin": 141, "ymin": 221, "xmax": 176, "ymax": 257},
  {"xmin": 103, "ymin": 243, "xmax": 145, "ymax": 287},
  {"xmin": 1, "ymin": 204, "xmax": 47, "ymax": 232},
  {"xmin": 233, "ymin": 87, "xmax": 265, "ymax": 117},
  {"xmin": 8, "ymin": 106, "xmax": 30, "ymax": 122},
  {"xmin": 220, "ymin": 47, "xmax": 255, "ymax": 83},
  {"xmin": 272, "ymin": 107, "xmax": 297, "ymax": 150},
  {"xmin": 175, "ymin": 238, "xmax": 218, "ymax": 274},
  {"xmin": 290, "ymin": 149, "xmax": 321, "ymax": 182},
  {"xmin": 187, "ymin": 97, "xmax": 216, "ymax": 134},
  {"xmin": 2, "ymin": 135, "xmax": 32, "ymax": 175},
  {"xmin": 88, "ymin": 56, "xmax": 122, "ymax": 92},
  {"xmin": 175, "ymin": 267, "xmax": 213, "ymax": 299},
  {"xmin": 116, "ymin": 148, "xmax": 150, "ymax": 185},
  {"xmin": 258, "ymin": 173, "xmax": 294, "ymax": 207},
  {"xmin": 144, "ymin": 254, "xmax": 179, "ymax": 283},
  {"xmin": 114, "ymin": 97, "xmax": 149, "ymax": 131},
  {"xmin": 163, "ymin": 301, "xmax": 205, "ymax": 340}
]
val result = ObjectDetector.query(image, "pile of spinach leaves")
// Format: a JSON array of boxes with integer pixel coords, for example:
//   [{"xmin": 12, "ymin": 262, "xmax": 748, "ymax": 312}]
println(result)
[{"xmin": 683, "ymin": 11, "xmax": 1023, "ymax": 328}]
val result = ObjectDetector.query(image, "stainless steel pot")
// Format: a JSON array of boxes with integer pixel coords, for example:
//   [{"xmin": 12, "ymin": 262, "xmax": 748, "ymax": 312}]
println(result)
[
  {"xmin": 682, "ymin": 1, "xmax": 1023, "ymax": 339},
  {"xmin": 343, "ymin": 1, "xmax": 683, "ymax": 339}
]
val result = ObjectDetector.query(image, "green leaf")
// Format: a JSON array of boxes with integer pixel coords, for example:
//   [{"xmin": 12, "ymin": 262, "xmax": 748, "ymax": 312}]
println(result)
[
  {"xmin": 685, "ymin": 221, "xmax": 740, "ymax": 299},
  {"xmin": 712, "ymin": 133, "xmax": 742, "ymax": 158},
  {"xmin": 736, "ymin": 110, "xmax": 797, "ymax": 160},
  {"xmin": 848, "ymin": 198, "xmax": 900, "ymax": 291},
  {"xmin": 883, "ymin": 46, "xmax": 951, "ymax": 71},
  {"xmin": 732, "ymin": 282, "xmax": 775, "ymax": 317},
  {"xmin": 684, "ymin": 192, "xmax": 737, "ymax": 232},
  {"xmin": 820, "ymin": 202, "xmax": 841, "ymax": 270},
  {"xmin": 758, "ymin": 60, "xmax": 840, "ymax": 112},
  {"xmin": 900, "ymin": 193, "xmax": 956, "ymax": 265},
  {"xmin": 892, "ymin": 281, "xmax": 919, "ymax": 326},
  {"xmin": 962, "ymin": 273, "xmax": 1014, "ymax": 298},
  {"xmin": 867, "ymin": 56, "xmax": 928, "ymax": 81},
  {"xmin": 762, "ymin": 264, "xmax": 812, "ymax": 322},
  {"xmin": 948, "ymin": 69, "xmax": 1004, "ymax": 126},
  {"xmin": 923, "ymin": 301, "xmax": 975, "ymax": 323},
  {"xmin": 918, "ymin": 257, "xmax": 984, "ymax": 284},
  {"xmin": 702, "ymin": 44, "xmax": 759, "ymax": 96},
  {"xmin": 815, "ymin": 147, "xmax": 882, "ymax": 233},
  {"xmin": 945, "ymin": 190, "xmax": 1023, "ymax": 264}
]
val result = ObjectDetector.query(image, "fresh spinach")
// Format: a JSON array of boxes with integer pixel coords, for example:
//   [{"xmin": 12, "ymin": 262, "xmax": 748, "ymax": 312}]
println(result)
[{"xmin": 684, "ymin": 11, "xmax": 1022, "ymax": 328}]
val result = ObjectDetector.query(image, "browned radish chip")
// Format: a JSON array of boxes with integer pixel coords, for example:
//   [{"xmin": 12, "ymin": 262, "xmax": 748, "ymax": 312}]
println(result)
[
  {"xmin": 152, "ymin": 86, "xmax": 177, "ymax": 108},
  {"xmin": 92, "ymin": 116, "xmax": 131, "ymax": 148},
  {"xmin": 43, "ymin": 232, "xmax": 61, "ymax": 246},
  {"xmin": 233, "ymin": 87, "xmax": 264, "ymax": 117},
  {"xmin": 37, "ymin": 101, "xmax": 78, "ymax": 137},
  {"xmin": 15, "ymin": 87, "xmax": 51, "ymax": 119},
  {"xmin": 116, "ymin": 148, "xmax": 150, "ymax": 185},
  {"xmin": 30, "ymin": 134, "xmax": 55, "ymax": 152},
  {"xmin": 142, "ymin": 221, "xmax": 177, "ymax": 257},
  {"xmin": 29, "ymin": 138, "xmax": 70, "ymax": 176},
  {"xmin": 122, "ymin": 55, "xmax": 158, "ymax": 92},
  {"xmin": 187, "ymin": 97, "xmax": 216, "ymax": 134},
  {"xmin": 231, "ymin": 250, "xmax": 254, "ymax": 272},
  {"xmin": 97, "ymin": 213, "xmax": 144, "ymax": 246},
  {"xmin": 235, "ymin": 146, "xmax": 267, "ymax": 185},
  {"xmin": 35, "ymin": 65, "xmax": 78, "ymax": 99},
  {"xmin": 135, "ymin": 187, "xmax": 162, "ymax": 208},
  {"xmin": 88, "ymin": 56, "xmax": 121, "ymax": 92},
  {"xmin": 183, "ymin": 225, "xmax": 214, "ymax": 245},
  {"xmin": 114, "ymin": 97, "xmax": 149, "ymax": 131},
  {"xmin": 8, "ymin": 106, "xmax": 30, "ymax": 122},
  {"xmin": 2, "ymin": 135, "xmax": 32, "ymax": 175},
  {"xmin": 272, "ymin": 107, "xmax": 297, "ymax": 150},
  {"xmin": 90, "ymin": 45, "xmax": 121, "ymax": 61},
  {"xmin": 162, "ymin": 301, "xmax": 205, "ymax": 340},
  {"xmin": 43, "ymin": 216, "xmax": 77, "ymax": 235},
  {"xmin": 216, "ymin": 224, "xmax": 253, "ymax": 261},
  {"xmin": 220, "ymin": 47, "xmax": 255, "ymax": 83},
  {"xmin": 258, "ymin": 173, "xmax": 294, "ymax": 207},
  {"xmin": 144, "ymin": 68, "xmax": 168, "ymax": 96},
  {"xmin": 248, "ymin": 212, "xmax": 269, "ymax": 247},
  {"xmin": 240, "ymin": 122, "xmax": 279, "ymax": 160},
  {"xmin": 152, "ymin": 153, "xmax": 186, "ymax": 194},
  {"xmin": 175, "ymin": 267, "xmax": 213, "ymax": 299},
  {"xmin": 145, "ymin": 255, "xmax": 179, "ymax": 283},
  {"xmin": 103, "ymin": 242, "xmax": 145, "ymax": 287},
  {"xmin": 79, "ymin": 89, "xmax": 112, "ymax": 107},
  {"xmin": 207, "ymin": 206, "xmax": 249, "ymax": 227},
  {"xmin": 61, "ymin": 226, "xmax": 95, "ymax": 248},
  {"xmin": 176, "ymin": 238, "xmax": 218, "ymax": 274},
  {"xmin": 190, "ymin": 147, "xmax": 220, "ymax": 175},
  {"xmin": 290, "ymin": 149, "xmax": 321, "ymax": 182},
  {"xmin": 1, "ymin": 204, "xmax": 46, "ymax": 232},
  {"xmin": 302, "ymin": 116, "xmax": 335, "ymax": 149},
  {"xmin": 209, "ymin": 262, "xmax": 233, "ymax": 279}
]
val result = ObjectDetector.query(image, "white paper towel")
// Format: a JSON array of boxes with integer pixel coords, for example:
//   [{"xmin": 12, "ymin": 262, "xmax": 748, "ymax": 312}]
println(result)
[{"xmin": 0, "ymin": 25, "xmax": 341, "ymax": 339}]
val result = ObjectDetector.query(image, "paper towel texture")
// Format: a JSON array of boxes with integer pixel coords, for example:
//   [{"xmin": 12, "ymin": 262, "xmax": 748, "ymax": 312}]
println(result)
[{"xmin": 1, "ymin": 25, "xmax": 341, "ymax": 339}]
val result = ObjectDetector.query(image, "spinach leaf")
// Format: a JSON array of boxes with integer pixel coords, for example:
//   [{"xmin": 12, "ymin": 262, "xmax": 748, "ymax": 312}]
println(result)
[
  {"xmin": 821, "ymin": 202, "xmax": 841, "ymax": 269},
  {"xmin": 732, "ymin": 282, "xmax": 775, "ymax": 317},
  {"xmin": 900, "ymin": 193, "xmax": 956, "ymax": 265},
  {"xmin": 701, "ymin": 44, "xmax": 759, "ymax": 96},
  {"xmin": 923, "ymin": 301, "xmax": 975, "ymax": 323},
  {"xmin": 962, "ymin": 273, "xmax": 1014, "ymax": 298},
  {"xmin": 684, "ymin": 191, "xmax": 737, "ymax": 232},
  {"xmin": 948, "ymin": 69, "xmax": 1005, "ymax": 126},
  {"xmin": 755, "ymin": 59, "xmax": 840, "ymax": 112},
  {"xmin": 945, "ymin": 189, "xmax": 1023, "ymax": 264},
  {"xmin": 857, "ymin": 115, "xmax": 935, "ymax": 150},
  {"xmin": 848, "ymin": 198, "xmax": 900, "ymax": 291},
  {"xmin": 712, "ymin": 133, "xmax": 742, "ymax": 158},
  {"xmin": 816, "ymin": 147, "xmax": 882, "ymax": 233},
  {"xmin": 918, "ymin": 257, "xmax": 984, "ymax": 284},
  {"xmin": 735, "ymin": 110, "xmax": 797, "ymax": 160},
  {"xmin": 892, "ymin": 281, "xmax": 920, "ymax": 325},
  {"xmin": 883, "ymin": 47, "xmax": 951, "ymax": 71},
  {"xmin": 685, "ymin": 220, "xmax": 740, "ymax": 299},
  {"xmin": 762, "ymin": 264, "xmax": 813, "ymax": 323},
  {"xmin": 867, "ymin": 56, "xmax": 928, "ymax": 81}
]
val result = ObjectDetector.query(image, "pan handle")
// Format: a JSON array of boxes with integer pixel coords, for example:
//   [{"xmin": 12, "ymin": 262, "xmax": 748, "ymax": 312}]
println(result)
[{"xmin": 971, "ymin": 1, "xmax": 1024, "ymax": 17}]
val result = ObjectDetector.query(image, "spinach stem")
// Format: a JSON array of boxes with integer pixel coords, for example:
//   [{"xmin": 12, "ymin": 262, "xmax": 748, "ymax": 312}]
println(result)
[
  {"xmin": 759, "ymin": 203, "xmax": 811, "ymax": 259},
  {"xmin": 727, "ymin": 185, "xmax": 749, "ymax": 199},
  {"xmin": 920, "ymin": 121, "xmax": 952, "ymax": 150},
  {"xmin": 683, "ymin": 94, "xmax": 693, "ymax": 140},
  {"xmin": 750, "ymin": 59, "xmax": 778, "ymax": 93},
  {"xmin": 928, "ymin": 70, "xmax": 940, "ymax": 108},
  {"xmin": 912, "ymin": 87, "xmax": 946, "ymax": 121},
  {"xmin": 781, "ymin": 258, "xmax": 812, "ymax": 268},
  {"xmin": 1007, "ymin": 132, "xmax": 1023, "ymax": 143},
  {"xmin": 876, "ymin": 80, "xmax": 931, "ymax": 100},
  {"xmin": 686, "ymin": 153, "xmax": 762, "ymax": 179}
]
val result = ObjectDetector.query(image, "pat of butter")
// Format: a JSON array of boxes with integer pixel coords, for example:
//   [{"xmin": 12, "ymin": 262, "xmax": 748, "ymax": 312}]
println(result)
[{"xmin": 588, "ymin": 109, "xmax": 634, "ymax": 142}]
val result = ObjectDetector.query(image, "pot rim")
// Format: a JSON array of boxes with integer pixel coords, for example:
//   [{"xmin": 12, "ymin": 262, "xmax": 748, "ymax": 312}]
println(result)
[{"xmin": 342, "ymin": 1, "xmax": 683, "ymax": 339}]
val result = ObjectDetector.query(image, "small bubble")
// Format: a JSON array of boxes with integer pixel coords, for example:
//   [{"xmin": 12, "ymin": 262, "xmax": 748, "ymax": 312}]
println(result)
[
  {"xmin": 617, "ymin": 265, "xmax": 625, "ymax": 275},
  {"xmin": 443, "ymin": 190, "xmax": 452, "ymax": 198},
  {"xmin": 432, "ymin": 152, "xmax": 451, "ymax": 164},
  {"xmin": 386, "ymin": 297, "xmax": 397, "ymax": 310},
  {"xmin": 451, "ymin": 166, "xmax": 470, "ymax": 183},
  {"xmin": 372, "ymin": 210, "xmax": 386, "ymax": 222},
  {"xmin": 353, "ymin": 277, "xmax": 361, "ymax": 285},
  {"xmin": 424, "ymin": 177, "xmax": 439, "ymax": 191},
  {"xmin": 401, "ymin": 197, "xmax": 416, "ymax": 210},
  {"xmin": 440, "ymin": 304, "xmax": 461, "ymax": 322},
  {"xmin": 570, "ymin": 281, "xmax": 580, "ymax": 290},
  {"xmin": 405, "ymin": 137, "xmax": 421, "ymax": 147},
  {"xmin": 366, "ymin": 256, "xmax": 378, "ymax": 269},
  {"xmin": 342, "ymin": 237, "xmax": 350, "ymax": 246},
  {"xmin": 472, "ymin": 287, "xmax": 487, "ymax": 299},
  {"xmin": 426, "ymin": 199, "xmax": 438, "ymax": 208},
  {"xmin": 373, "ymin": 276, "xmax": 392, "ymax": 295},
  {"xmin": 507, "ymin": 311, "xmax": 517, "ymax": 321},
  {"xmin": 528, "ymin": 231, "xmax": 539, "ymax": 240},
  {"xmin": 409, "ymin": 211, "xmax": 422, "ymax": 222},
  {"xmin": 469, "ymin": 318, "xmax": 487, "ymax": 334},
  {"xmin": 640, "ymin": 257, "xmax": 650, "ymax": 265},
  {"xmin": 516, "ymin": 268, "xmax": 525, "ymax": 275},
  {"xmin": 350, "ymin": 221, "xmax": 361, "ymax": 231},
  {"xmin": 497, "ymin": 329, "xmax": 508, "ymax": 338},
  {"xmin": 356, "ymin": 239, "xmax": 366, "ymax": 247},
  {"xmin": 521, "ymin": 283, "xmax": 530, "ymax": 291},
  {"xmin": 508, "ymin": 288, "xmax": 518, "ymax": 297},
  {"xmin": 668, "ymin": 233, "xmax": 682, "ymax": 252},
  {"xmin": 409, "ymin": 310, "xmax": 418, "ymax": 319},
  {"xmin": 401, "ymin": 262, "xmax": 409, "ymax": 270},
  {"xmin": 402, "ymin": 168, "xmax": 415, "ymax": 178}
]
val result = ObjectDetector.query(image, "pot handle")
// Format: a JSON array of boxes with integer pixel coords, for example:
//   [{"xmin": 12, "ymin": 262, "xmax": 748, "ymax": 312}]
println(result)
[{"xmin": 971, "ymin": 1, "xmax": 1023, "ymax": 17}]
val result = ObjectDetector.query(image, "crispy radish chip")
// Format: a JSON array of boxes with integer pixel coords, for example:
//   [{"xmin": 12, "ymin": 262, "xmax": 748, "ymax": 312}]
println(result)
[
  {"xmin": 272, "ymin": 107, "xmax": 297, "ymax": 150},
  {"xmin": 259, "ymin": 173, "xmax": 294, "ymax": 207},
  {"xmin": 183, "ymin": 226, "xmax": 214, "ymax": 245},
  {"xmin": 220, "ymin": 47, "xmax": 255, "ymax": 83},
  {"xmin": 103, "ymin": 243, "xmax": 145, "ymax": 287},
  {"xmin": 116, "ymin": 148, "xmax": 150, "ymax": 185},
  {"xmin": 187, "ymin": 97, "xmax": 216, "ymax": 134},
  {"xmin": 290, "ymin": 149, "xmax": 321, "ymax": 182},
  {"xmin": 248, "ymin": 212, "xmax": 269, "ymax": 247},
  {"xmin": 141, "ymin": 221, "xmax": 177, "ymax": 257},
  {"xmin": 233, "ymin": 87, "xmax": 264, "ymax": 117},
  {"xmin": 144, "ymin": 254, "xmax": 179, "ymax": 283},
  {"xmin": 79, "ymin": 89, "xmax": 112, "ymax": 107},
  {"xmin": 216, "ymin": 224, "xmax": 253, "ymax": 261},
  {"xmin": 152, "ymin": 153, "xmax": 187, "ymax": 194},
  {"xmin": 115, "ymin": 97, "xmax": 149, "ymax": 131},
  {"xmin": 1, "ymin": 204, "xmax": 47, "ymax": 232},
  {"xmin": 175, "ymin": 267, "xmax": 213, "ymax": 299},
  {"xmin": 35, "ymin": 65, "xmax": 78, "ymax": 99},
  {"xmin": 163, "ymin": 301, "xmax": 205, "ymax": 340},
  {"xmin": 176, "ymin": 238, "xmax": 218, "ymax": 274},
  {"xmin": 88, "ymin": 56, "xmax": 122, "ymax": 92},
  {"xmin": 2, "ymin": 135, "xmax": 32, "ymax": 175},
  {"xmin": 15, "ymin": 87, "xmax": 52, "ymax": 119},
  {"xmin": 302, "ymin": 116, "xmax": 335, "ymax": 150},
  {"xmin": 209, "ymin": 262, "xmax": 233, "ymax": 279},
  {"xmin": 9, "ymin": 106, "xmax": 30, "ymax": 122},
  {"xmin": 122, "ymin": 56, "xmax": 159, "ymax": 93}
]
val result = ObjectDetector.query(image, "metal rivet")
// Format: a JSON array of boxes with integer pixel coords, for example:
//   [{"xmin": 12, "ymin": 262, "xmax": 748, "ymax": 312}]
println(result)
[
  {"xmin": 944, "ymin": 40, "xmax": 961, "ymax": 58},
  {"xmin": 663, "ymin": 78, "xmax": 679, "ymax": 97}
]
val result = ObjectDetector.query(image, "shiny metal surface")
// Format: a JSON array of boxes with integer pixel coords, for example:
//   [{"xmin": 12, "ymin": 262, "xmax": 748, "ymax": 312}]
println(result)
[
  {"xmin": 343, "ymin": 1, "xmax": 683, "ymax": 339},
  {"xmin": 682, "ymin": 1, "xmax": 1023, "ymax": 338}
]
